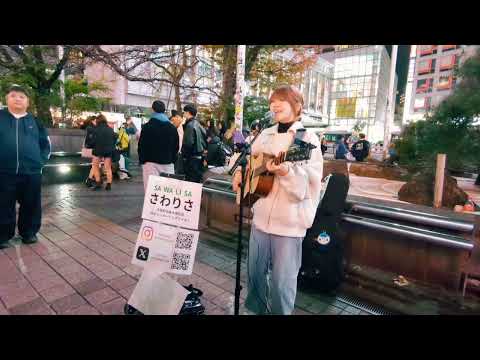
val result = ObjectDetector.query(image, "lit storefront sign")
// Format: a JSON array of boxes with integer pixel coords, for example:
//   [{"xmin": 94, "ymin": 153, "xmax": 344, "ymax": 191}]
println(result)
[{"xmin": 336, "ymin": 98, "xmax": 357, "ymax": 118}]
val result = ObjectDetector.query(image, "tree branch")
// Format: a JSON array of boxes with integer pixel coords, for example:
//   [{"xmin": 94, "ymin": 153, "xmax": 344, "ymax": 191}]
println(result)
[{"xmin": 45, "ymin": 46, "xmax": 72, "ymax": 88}]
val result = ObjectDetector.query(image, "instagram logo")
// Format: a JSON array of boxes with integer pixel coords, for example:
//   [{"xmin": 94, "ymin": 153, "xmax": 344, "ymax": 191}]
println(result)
[{"xmin": 142, "ymin": 226, "xmax": 154, "ymax": 241}]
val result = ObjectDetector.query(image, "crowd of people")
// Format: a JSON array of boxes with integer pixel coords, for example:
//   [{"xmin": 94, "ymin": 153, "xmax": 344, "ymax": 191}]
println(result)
[
  {"xmin": 333, "ymin": 133, "xmax": 371, "ymax": 162},
  {"xmin": 80, "ymin": 100, "xmax": 247, "ymax": 192},
  {"xmin": 82, "ymin": 114, "xmax": 138, "ymax": 191}
]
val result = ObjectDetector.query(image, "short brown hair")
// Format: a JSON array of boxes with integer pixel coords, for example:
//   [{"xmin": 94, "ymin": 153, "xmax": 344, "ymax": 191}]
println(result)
[
  {"xmin": 269, "ymin": 85, "xmax": 304, "ymax": 117},
  {"xmin": 96, "ymin": 114, "xmax": 108, "ymax": 125}
]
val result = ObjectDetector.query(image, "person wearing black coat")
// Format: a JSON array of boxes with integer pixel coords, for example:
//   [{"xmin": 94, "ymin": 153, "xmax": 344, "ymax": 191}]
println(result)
[
  {"xmin": 91, "ymin": 114, "xmax": 117, "ymax": 191},
  {"xmin": 182, "ymin": 104, "xmax": 207, "ymax": 183},
  {"xmin": 138, "ymin": 100, "xmax": 179, "ymax": 191},
  {"xmin": 84, "ymin": 117, "xmax": 97, "ymax": 187}
]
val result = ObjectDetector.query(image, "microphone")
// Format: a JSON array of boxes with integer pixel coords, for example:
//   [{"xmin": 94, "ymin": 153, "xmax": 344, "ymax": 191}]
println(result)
[{"xmin": 259, "ymin": 111, "xmax": 274, "ymax": 129}]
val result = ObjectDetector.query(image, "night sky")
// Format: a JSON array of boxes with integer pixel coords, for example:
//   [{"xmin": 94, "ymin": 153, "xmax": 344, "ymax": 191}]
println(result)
[{"xmin": 386, "ymin": 45, "xmax": 410, "ymax": 101}]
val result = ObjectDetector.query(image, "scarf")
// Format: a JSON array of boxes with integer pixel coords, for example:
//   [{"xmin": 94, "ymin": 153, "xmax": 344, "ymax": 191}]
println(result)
[{"xmin": 151, "ymin": 112, "xmax": 170, "ymax": 123}]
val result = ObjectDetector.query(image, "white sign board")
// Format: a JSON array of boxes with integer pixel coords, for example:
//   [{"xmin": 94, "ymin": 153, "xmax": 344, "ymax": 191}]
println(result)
[
  {"xmin": 132, "ymin": 220, "xmax": 200, "ymax": 275},
  {"xmin": 142, "ymin": 175, "xmax": 203, "ymax": 230}
]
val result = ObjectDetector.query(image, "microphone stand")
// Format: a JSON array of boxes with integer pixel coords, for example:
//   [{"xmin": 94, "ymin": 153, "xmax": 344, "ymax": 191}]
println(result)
[{"xmin": 228, "ymin": 128, "xmax": 263, "ymax": 316}]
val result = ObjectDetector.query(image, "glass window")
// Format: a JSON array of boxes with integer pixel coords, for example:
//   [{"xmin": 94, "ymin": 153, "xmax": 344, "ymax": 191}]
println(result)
[
  {"xmin": 316, "ymin": 75, "xmax": 325, "ymax": 113},
  {"xmin": 416, "ymin": 78, "xmax": 433, "ymax": 93},
  {"xmin": 436, "ymin": 75, "xmax": 453, "ymax": 90},
  {"xmin": 414, "ymin": 96, "xmax": 431, "ymax": 111},
  {"xmin": 442, "ymin": 45, "xmax": 457, "ymax": 52},
  {"xmin": 309, "ymin": 72, "xmax": 318, "ymax": 111},
  {"xmin": 418, "ymin": 45, "xmax": 437, "ymax": 56},
  {"xmin": 418, "ymin": 59, "xmax": 434, "ymax": 74},
  {"xmin": 439, "ymin": 55, "xmax": 456, "ymax": 71}
]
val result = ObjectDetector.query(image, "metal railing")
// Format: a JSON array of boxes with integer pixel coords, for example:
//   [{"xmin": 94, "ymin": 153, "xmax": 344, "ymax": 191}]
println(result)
[
  {"xmin": 342, "ymin": 214, "xmax": 473, "ymax": 251},
  {"xmin": 349, "ymin": 201, "xmax": 474, "ymax": 233},
  {"xmin": 202, "ymin": 176, "xmax": 475, "ymax": 251}
]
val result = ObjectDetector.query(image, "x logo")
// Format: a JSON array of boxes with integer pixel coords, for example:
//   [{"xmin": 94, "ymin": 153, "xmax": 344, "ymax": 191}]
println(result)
[{"xmin": 136, "ymin": 246, "xmax": 149, "ymax": 261}]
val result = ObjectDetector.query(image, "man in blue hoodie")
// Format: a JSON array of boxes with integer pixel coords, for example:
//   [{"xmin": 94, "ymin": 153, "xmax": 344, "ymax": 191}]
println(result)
[{"xmin": 0, "ymin": 85, "xmax": 51, "ymax": 249}]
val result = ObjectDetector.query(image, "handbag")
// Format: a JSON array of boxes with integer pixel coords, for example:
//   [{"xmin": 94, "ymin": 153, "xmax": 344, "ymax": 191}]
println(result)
[{"xmin": 81, "ymin": 147, "xmax": 93, "ymax": 159}]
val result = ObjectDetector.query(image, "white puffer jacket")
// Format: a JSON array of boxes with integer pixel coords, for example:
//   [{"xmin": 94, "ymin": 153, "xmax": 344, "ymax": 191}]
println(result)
[{"xmin": 249, "ymin": 121, "xmax": 323, "ymax": 238}]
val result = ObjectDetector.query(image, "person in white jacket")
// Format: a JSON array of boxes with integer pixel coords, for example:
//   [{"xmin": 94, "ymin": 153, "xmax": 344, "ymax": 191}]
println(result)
[{"xmin": 232, "ymin": 85, "xmax": 323, "ymax": 315}]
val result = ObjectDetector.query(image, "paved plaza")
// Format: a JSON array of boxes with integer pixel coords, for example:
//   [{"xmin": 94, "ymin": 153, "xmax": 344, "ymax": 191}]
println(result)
[{"xmin": 0, "ymin": 165, "xmax": 371, "ymax": 315}]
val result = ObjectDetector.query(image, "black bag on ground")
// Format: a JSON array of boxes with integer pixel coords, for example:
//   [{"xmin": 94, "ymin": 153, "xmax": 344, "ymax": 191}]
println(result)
[
  {"xmin": 124, "ymin": 284, "xmax": 205, "ymax": 315},
  {"xmin": 298, "ymin": 173, "xmax": 350, "ymax": 293}
]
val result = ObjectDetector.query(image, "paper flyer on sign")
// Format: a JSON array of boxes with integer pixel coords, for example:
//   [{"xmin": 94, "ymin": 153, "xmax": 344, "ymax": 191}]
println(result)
[
  {"xmin": 132, "ymin": 220, "xmax": 199, "ymax": 275},
  {"xmin": 142, "ymin": 175, "xmax": 203, "ymax": 230}
]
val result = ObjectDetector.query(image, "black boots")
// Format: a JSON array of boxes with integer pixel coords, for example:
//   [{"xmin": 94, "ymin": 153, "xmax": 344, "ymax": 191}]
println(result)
[
  {"xmin": 85, "ymin": 177, "xmax": 95, "ymax": 188},
  {"xmin": 92, "ymin": 182, "xmax": 102, "ymax": 191},
  {"xmin": 105, "ymin": 183, "xmax": 112, "ymax": 191}
]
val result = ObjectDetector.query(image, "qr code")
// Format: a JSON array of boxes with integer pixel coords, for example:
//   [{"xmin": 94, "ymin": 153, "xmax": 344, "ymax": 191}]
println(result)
[
  {"xmin": 175, "ymin": 232, "xmax": 194, "ymax": 250},
  {"xmin": 171, "ymin": 252, "xmax": 191, "ymax": 271}
]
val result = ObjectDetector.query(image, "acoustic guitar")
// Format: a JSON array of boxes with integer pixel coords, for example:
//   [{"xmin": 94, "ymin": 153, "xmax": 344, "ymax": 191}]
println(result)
[{"xmin": 234, "ymin": 143, "xmax": 314, "ymax": 206}]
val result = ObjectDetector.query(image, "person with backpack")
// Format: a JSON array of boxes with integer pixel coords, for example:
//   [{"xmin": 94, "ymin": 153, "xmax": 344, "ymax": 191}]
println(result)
[
  {"xmin": 351, "ymin": 133, "xmax": 370, "ymax": 162},
  {"xmin": 0, "ymin": 85, "xmax": 51, "ymax": 248},
  {"xmin": 232, "ymin": 85, "xmax": 323, "ymax": 315},
  {"xmin": 116, "ymin": 123, "xmax": 132, "ymax": 180},
  {"xmin": 182, "ymin": 104, "xmax": 207, "ymax": 183}
]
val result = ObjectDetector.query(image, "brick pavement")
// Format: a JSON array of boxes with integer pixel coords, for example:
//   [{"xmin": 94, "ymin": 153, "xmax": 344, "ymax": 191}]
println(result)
[{"xmin": 0, "ymin": 172, "xmax": 371, "ymax": 315}]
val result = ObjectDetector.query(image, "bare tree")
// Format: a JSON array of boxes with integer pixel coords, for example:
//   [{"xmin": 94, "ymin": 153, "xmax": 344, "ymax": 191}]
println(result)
[
  {"xmin": 205, "ymin": 45, "xmax": 328, "ymax": 124},
  {"xmin": 76, "ymin": 45, "xmax": 220, "ymax": 112}
]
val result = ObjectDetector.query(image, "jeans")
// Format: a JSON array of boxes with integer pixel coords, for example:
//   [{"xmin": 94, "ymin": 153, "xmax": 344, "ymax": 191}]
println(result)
[
  {"xmin": 142, "ymin": 162, "xmax": 175, "ymax": 191},
  {"xmin": 0, "ymin": 173, "xmax": 42, "ymax": 242},
  {"xmin": 245, "ymin": 225, "xmax": 303, "ymax": 315}
]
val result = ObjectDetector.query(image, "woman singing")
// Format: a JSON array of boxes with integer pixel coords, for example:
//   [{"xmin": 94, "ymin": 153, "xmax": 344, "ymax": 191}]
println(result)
[{"xmin": 232, "ymin": 85, "xmax": 324, "ymax": 315}]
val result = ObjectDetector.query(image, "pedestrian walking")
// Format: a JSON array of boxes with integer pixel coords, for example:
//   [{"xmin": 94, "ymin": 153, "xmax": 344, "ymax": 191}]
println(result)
[
  {"xmin": 181, "ymin": 104, "xmax": 207, "ymax": 183},
  {"xmin": 138, "ymin": 100, "xmax": 179, "ymax": 191},
  {"xmin": 320, "ymin": 137, "xmax": 328, "ymax": 155},
  {"xmin": 217, "ymin": 120, "xmax": 227, "ymax": 140},
  {"xmin": 335, "ymin": 136, "xmax": 348, "ymax": 160},
  {"xmin": 351, "ymin": 133, "xmax": 371, "ymax": 162},
  {"xmin": 170, "ymin": 110, "xmax": 184, "ymax": 174},
  {"xmin": 84, "ymin": 115, "xmax": 98, "ymax": 187},
  {"xmin": 0, "ymin": 85, "xmax": 51, "ymax": 248},
  {"xmin": 232, "ymin": 85, "xmax": 323, "ymax": 315},
  {"xmin": 116, "ymin": 123, "xmax": 131, "ymax": 180},
  {"xmin": 91, "ymin": 114, "xmax": 117, "ymax": 191},
  {"xmin": 206, "ymin": 119, "xmax": 219, "ymax": 140},
  {"xmin": 232, "ymin": 125, "xmax": 246, "ymax": 152}
]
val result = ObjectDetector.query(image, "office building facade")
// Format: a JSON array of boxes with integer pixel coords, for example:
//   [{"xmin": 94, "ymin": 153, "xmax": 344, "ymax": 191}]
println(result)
[
  {"xmin": 403, "ymin": 45, "xmax": 479, "ymax": 124},
  {"xmin": 321, "ymin": 45, "xmax": 397, "ymax": 142}
]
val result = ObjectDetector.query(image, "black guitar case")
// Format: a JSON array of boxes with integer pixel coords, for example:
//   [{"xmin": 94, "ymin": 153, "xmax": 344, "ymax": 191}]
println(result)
[{"xmin": 298, "ymin": 173, "xmax": 350, "ymax": 294}]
